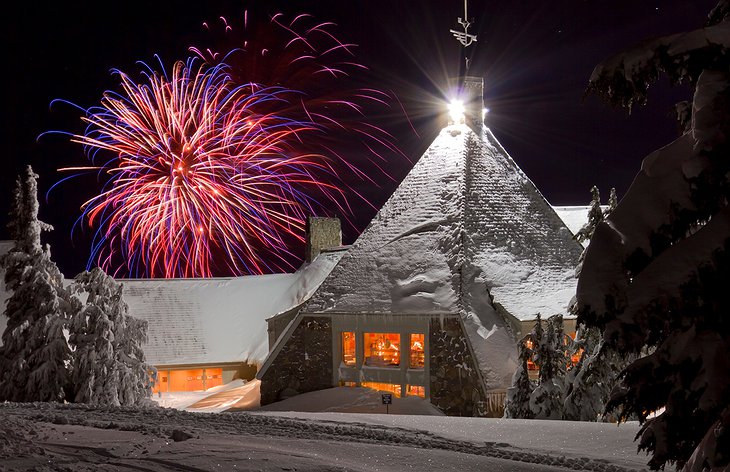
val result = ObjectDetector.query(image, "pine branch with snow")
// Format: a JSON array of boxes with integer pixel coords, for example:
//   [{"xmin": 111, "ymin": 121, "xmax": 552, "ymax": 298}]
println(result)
[
  {"xmin": 563, "ymin": 327, "xmax": 632, "ymax": 422},
  {"xmin": 605, "ymin": 188, "xmax": 618, "ymax": 218},
  {"xmin": 574, "ymin": 186, "xmax": 604, "ymax": 245},
  {"xmin": 576, "ymin": 2, "xmax": 730, "ymax": 469}
]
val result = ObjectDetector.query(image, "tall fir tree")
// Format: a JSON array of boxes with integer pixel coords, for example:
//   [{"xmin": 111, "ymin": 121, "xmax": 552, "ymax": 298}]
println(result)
[
  {"xmin": 70, "ymin": 268, "xmax": 121, "ymax": 406},
  {"xmin": 576, "ymin": 1, "xmax": 730, "ymax": 468},
  {"xmin": 69, "ymin": 267, "xmax": 155, "ymax": 406},
  {"xmin": 0, "ymin": 166, "xmax": 73, "ymax": 402},
  {"xmin": 116, "ymin": 313, "xmax": 156, "ymax": 406}
]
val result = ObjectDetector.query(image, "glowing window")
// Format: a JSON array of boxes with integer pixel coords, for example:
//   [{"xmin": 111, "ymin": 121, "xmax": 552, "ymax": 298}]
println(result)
[
  {"xmin": 363, "ymin": 333, "xmax": 400, "ymax": 367},
  {"xmin": 524, "ymin": 338, "xmax": 538, "ymax": 371},
  {"xmin": 567, "ymin": 331, "xmax": 582, "ymax": 366},
  {"xmin": 161, "ymin": 368, "xmax": 223, "ymax": 392},
  {"xmin": 361, "ymin": 382, "xmax": 402, "ymax": 398},
  {"xmin": 407, "ymin": 385, "xmax": 425, "ymax": 398},
  {"xmin": 409, "ymin": 333, "xmax": 425, "ymax": 369},
  {"xmin": 342, "ymin": 332, "xmax": 356, "ymax": 366}
]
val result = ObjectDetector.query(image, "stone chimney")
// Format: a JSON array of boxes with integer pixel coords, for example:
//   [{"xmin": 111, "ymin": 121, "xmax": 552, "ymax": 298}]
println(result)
[
  {"xmin": 305, "ymin": 217, "xmax": 342, "ymax": 262},
  {"xmin": 463, "ymin": 76, "xmax": 484, "ymax": 131}
]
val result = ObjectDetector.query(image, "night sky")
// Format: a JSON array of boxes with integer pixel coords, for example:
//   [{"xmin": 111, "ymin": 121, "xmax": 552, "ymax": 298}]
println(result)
[{"xmin": 2, "ymin": 0, "xmax": 718, "ymax": 277}]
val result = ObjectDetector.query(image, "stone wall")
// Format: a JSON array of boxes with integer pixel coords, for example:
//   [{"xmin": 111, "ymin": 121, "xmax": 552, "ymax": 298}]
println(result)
[
  {"xmin": 260, "ymin": 316, "xmax": 333, "ymax": 405},
  {"xmin": 306, "ymin": 217, "xmax": 342, "ymax": 262},
  {"xmin": 429, "ymin": 316, "xmax": 491, "ymax": 416},
  {"xmin": 266, "ymin": 305, "xmax": 301, "ymax": 350}
]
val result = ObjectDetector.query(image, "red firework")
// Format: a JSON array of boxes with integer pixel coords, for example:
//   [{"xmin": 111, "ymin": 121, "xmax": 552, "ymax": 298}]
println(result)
[{"xmin": 56, "ymin": 10, "xmax": 407, "ymax": 278}]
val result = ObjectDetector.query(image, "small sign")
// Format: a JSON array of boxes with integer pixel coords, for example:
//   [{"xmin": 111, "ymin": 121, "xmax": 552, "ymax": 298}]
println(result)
[{"xmin": 381, "ymin": 393, "xmax": 392, "ymax": 405}]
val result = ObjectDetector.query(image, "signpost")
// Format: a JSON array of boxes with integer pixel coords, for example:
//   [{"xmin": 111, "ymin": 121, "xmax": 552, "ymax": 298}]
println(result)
[{"xmin": 381, "ymin": 393, "xmax": 392, "ymax": 414}]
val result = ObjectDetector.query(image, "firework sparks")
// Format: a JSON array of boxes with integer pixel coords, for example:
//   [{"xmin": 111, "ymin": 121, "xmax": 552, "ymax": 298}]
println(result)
[
  {"xmin": 189, "ymin": 11, "xmax": 409, "ymax": 185},
  {"xmin": 61, "ymin": 58, "xmax": 350, "ymax": 278},
  {"xmin": 53, "ymin": 10, "xmax": 409, "ymax": 278}
]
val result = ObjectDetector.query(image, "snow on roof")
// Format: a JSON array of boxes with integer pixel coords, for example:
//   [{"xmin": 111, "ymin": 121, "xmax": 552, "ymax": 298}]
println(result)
[
  {"xmin": 294, "ymin": 124, "xmax": 581, "ymax": 388},
  {"xmin": 303, "ymin": 124, "xmax": 581, "ymax": 320},
  {"xmin": 0, "ymin": 242, "xmax": 343, "ymax": 365},
  {"xmin": 122, "ymin": 250, "xmax": 344, "ymax": 366},
  {"xmin": 552, "ymin": 205, "xmax": 609, "ymax": 248},
  {"xmin": 552, "ymin": 206, "xmax": 590, "ymax": 237}
]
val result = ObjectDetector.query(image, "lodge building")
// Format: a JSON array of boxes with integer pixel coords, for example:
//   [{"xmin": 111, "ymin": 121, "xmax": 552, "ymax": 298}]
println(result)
[
  {"xmin": 0, "ymin": 78, "xmax": 584, "ymax": 416},
  {"xmin": 256, "ymin": 77, "xmax": 583, "ymax": 416}
]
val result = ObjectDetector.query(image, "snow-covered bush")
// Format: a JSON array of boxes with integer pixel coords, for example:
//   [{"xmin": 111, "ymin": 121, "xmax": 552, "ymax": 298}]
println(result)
[
  {"xmin": 0, "ymin": 166, "xmax": 74, "ymax": 402},
  {"xmin": 69, "ymin": 267, "xmax": 155, "ymax": 406},
  {"xmin": 505, "ymin": 314, "xmax": 571, "ymax": 420},
  {"xmin": 563, "ymin": 325, "xmax": 632, "ymax": 422},
  {"xmin": 529, "ymin": 314, "xmax": 568, "ymax": 419},
  {"xmin": 576, "ymin": 1, "xmax": 730, "ymax": 469}
]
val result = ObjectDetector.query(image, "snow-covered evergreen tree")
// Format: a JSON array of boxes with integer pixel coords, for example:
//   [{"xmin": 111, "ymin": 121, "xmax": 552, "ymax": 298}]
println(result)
[
  {"xmin": 605, "ymin": 188, "xmax": 618, "ymax": 218},
  {"xmin": 563, "ymin": 328, "xmax": 630, "ymax": 422},
  {"xmin": 529, "ymin": 314, "xmax": 567, "ymax": 419},
  {"xmin": 574, "ymin": 186, "xmax": 603, "ymax": 246},
  {"xmin": 69, "ymin": 267, "xmax": 155, "ymax": 406},
  {"xmin": 504, "ymin": 333, "xmax": 535, "ymax": 419},
  {"xmin": 70, "ymin": 268, "xmax": 121, "ymax": 406},
  {"xmin": 576, "ymin": 1, "xmax": 730, "ymax": 468},
  {"xmin": 0, "ymin": 166, "xmax": 73, "ymax": 402},
  {"xmin": 115, "ymin": 312, "xmax": 155, "ymax": 406}
]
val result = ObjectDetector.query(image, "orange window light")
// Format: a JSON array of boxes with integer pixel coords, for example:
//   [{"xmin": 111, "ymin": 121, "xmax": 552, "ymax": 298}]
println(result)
[
  {"xmin": 342, "ymin": 332, "xmax": 356, "ymax": 366},
  {"xmin": 409, "ymin": 333, "xmax": 425, "ymax": 369},
  {"xmin": 363, "ymin": 333, "xmax": 400, "ymax": 367},
  {"xmin": 361, "ymin": 382, "xmax": 402, "ymax": 398},
  {"xmin": 407, "ymin": 385, "xmax": 425, "ymax": 398}
]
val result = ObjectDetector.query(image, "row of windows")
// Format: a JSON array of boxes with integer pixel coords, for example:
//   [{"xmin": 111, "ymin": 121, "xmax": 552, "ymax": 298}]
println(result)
[
  {"xmin": 342, "ymin": 332, "xmax": 425, "ymax": 369},
  {"xmin": 341, "ymin": 381, "xmax": 425, "ymax": 398},
  {"xmin": 153, "ymin": 368, "xmax": 223, "ymax": 393}
]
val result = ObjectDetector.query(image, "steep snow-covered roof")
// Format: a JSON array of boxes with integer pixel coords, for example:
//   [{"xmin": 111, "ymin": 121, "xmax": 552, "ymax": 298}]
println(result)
[
  {"xmin": 122, "ymin": 250, "xmax": 343, "ymax": 366},
  {"xmin": 303, "ymin": 124, "xmax": 581, "ymax": 320},
  {"xmin": 295, "ymin": 124, "xmax": 581, "ymax": 388}
]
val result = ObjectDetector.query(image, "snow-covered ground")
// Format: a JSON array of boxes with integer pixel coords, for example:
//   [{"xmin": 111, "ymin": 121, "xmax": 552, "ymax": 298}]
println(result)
[
  {"xmin": 1, "ymin": 383, "xmax": 651, "ymax": 472},
  {"xmin": 0, "ymin": 401, "xmax": 647, "ymax": 472}
]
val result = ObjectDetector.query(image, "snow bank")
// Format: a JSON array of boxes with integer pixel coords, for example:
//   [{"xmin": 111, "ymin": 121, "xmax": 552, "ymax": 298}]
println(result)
[
  {"xmin": 252, "ymin": 385, "xmax": 443, "ymax": 416},
  {"xmin": 0, "ymin": 401, "xmax": 646, "ymax": 471}
]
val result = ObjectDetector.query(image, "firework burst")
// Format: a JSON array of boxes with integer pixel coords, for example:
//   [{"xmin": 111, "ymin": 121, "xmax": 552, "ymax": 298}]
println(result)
[
  {"xmin": 61, "ymin": 58, "xmax": 351, "ymax": 277},
  {"xmin": 54, "ymin": 10, "xmax": 408, "ymax": 278}
]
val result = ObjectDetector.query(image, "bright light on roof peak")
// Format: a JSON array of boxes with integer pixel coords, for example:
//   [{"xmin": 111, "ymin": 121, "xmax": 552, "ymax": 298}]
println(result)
[{"xmin": 448, "ymin": 99, "xmax": 465, "ymax": 124}]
